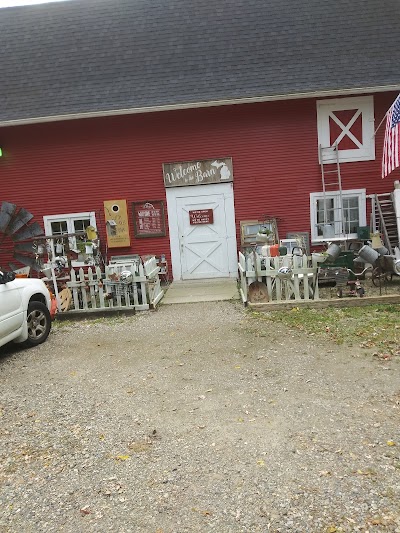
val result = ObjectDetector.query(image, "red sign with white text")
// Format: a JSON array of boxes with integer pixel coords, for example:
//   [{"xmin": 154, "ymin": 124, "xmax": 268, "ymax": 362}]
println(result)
[{"xmin": 189, "ymin": 209, "xmax": 214, "ymax": 225}]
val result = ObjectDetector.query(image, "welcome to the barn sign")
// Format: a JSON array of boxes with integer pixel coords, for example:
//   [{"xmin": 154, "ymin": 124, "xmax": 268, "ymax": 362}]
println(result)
[{"xmin": 163, "ymin": 158, "xmax": 233, "ymax": 187}]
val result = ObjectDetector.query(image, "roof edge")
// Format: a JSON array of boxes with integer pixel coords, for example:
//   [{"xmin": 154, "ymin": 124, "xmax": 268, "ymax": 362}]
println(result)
[{"xmin": 1, "ymin": 84, "xmax": 399, "ymax": 128}]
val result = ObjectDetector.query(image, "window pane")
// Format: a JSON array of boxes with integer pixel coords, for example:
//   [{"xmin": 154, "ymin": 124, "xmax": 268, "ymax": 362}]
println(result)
[
  {"xmin": 316, "ymin": 198, "xmax": 334, "ymax": 236},
  {"xmin": 51, "ymin": 221, "xmax": 67, "ymax": 235},
  {"xmin": 342, "ymin": 197, "xmax": 359, "ymax": 234},
  {"xmin": 346, "ymin": 197, "xmax": 358, "ymax": 209},
  {"xmin": 73, "ymin": 219, "xmax": 90, "ymax": 233}
]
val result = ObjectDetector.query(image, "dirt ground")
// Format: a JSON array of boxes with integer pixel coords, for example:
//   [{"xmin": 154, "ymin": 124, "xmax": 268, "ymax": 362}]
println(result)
[{"xmin": 0, "ymin": 301, "xmax": 399, "ymax": 533}]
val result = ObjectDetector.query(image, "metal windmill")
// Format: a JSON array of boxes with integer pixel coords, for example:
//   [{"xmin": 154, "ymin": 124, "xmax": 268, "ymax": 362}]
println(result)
[{"xmin": 0, "ymin": 201, "xmax": 46, "ymax": 273}]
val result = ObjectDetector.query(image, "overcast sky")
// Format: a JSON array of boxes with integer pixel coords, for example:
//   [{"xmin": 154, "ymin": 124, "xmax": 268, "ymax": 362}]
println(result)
[{"xmin": 0, "ymin": 0, "xmax": 70, "ymax": 7}]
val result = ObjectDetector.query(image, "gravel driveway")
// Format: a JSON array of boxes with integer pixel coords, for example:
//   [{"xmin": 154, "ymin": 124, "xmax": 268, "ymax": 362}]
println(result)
[{"xmin": 0, "ymin": 301, "xmax": 399, "ymax": 532}]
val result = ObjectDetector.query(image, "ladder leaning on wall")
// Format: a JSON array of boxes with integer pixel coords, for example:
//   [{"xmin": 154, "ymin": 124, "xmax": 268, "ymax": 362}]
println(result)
[
  {"xmin": 318, "ymin": 143, "xmax": 346, "ymax": 241},
  {"xmin": 370, "ymin": 192, "xmax": 398, "ymax": 255}
]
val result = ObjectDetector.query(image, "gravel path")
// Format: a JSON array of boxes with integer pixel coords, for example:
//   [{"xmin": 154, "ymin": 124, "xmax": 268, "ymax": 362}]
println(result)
[{"xmin": 0, "ymin": 301, "xmax": 399, "ymax": 533}]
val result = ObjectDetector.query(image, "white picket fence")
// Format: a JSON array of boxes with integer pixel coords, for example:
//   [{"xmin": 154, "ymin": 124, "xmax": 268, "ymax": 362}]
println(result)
[
  {"xmin": 64, "ymin": 257, "xmax": 163, "ymax": 313},
  {"xmin": 238, "ymin": 252, "xmax": 320, "ymax": 304}
]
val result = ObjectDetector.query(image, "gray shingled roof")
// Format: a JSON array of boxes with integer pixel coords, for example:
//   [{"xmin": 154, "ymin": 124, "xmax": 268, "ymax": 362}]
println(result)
[{"xmin": 1, "ymin": 0, "xmax": 399, "ymax": 125}]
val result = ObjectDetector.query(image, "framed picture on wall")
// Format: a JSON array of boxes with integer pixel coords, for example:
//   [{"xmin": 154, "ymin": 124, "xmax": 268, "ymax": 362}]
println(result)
[
  {"xmin": 132, "ymin": 201, "xmax": 166, "ymax": 238},
  {"xmin": 240, "ymin": 220, "xmax": 262, "ymax": 246},
  {"xmin": 240, "ymin": 218, "xmax": 279, "ymax": 246}
]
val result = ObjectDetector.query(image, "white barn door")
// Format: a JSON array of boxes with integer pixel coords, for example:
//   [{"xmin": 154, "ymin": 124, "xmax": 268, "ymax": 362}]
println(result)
[{"xmin": 167, "ymin": 183, "xmax": 237, "ymax": 280}]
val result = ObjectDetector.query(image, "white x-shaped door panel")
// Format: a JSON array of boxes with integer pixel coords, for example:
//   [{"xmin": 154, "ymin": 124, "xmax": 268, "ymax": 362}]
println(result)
[
  {"xmin": 177, "ymin": 194, "xmax": 230, "ymax": 279},
  {"xmin": 317, "ymin": 96, "xmax": 375, "ymax": 163},
  {"xmin": 329, "ymin": 109, "xmax": 363, "ymax": 149}
]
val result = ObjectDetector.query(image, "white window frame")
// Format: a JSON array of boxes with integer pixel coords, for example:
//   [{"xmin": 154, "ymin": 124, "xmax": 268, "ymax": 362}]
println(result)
[
  {"xmin": 316, "ymin": 96, "xmax": 375, "ymax": 163},
  {"xmin": 43, "ymin": 211, "xmax": 97, "ymax": 267},
  {"xmin": 310, "ymin": 189, "xmax": 366, "ymax": 243}
]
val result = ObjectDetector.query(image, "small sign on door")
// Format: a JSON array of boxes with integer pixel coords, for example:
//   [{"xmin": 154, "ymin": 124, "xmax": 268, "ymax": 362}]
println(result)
[{"xmin": 189, "ymin": 209, "xmax": 214, "ymax": 225}]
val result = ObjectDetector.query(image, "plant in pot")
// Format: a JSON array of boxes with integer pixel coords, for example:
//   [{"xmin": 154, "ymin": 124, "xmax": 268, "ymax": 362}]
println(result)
[
  {"xmin": 256, "ymin": 226, "xmax": 274, "ymax": 244},
  {"xmin": 84, "ymin": 241, "xmax": 94, "ymax": 254}
]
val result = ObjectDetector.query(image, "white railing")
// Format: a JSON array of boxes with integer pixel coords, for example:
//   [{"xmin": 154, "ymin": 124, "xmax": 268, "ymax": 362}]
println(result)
[
  {"xmin": 63, "ymin": 257, "xmax": 163, "ymax": 313},
  {"xmin": 238, "ymin": 252, "xmax": 320, "ymax": 304}
]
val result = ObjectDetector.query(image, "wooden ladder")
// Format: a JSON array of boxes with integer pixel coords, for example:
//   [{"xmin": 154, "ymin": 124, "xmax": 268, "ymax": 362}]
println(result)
[
  {"xmin": 319, "ymin": 144, "xmax": 346, "ymax": 239},
  {"xmin": 371, "ymin": 193, "xmax": 398, "ymax": 254}
]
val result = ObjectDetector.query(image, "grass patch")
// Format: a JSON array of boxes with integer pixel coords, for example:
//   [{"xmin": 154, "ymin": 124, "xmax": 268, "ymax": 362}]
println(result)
[
  {"xmin": 52, "ymin": 319, "xmax": 75, "ymax": 329},
  {"xmin": 250, "ymin": 304, "xmax": 400, "ymax": 355},
  {"xmin": 53, "ymin": 315, "xmax": 130, "ymax": 329}
]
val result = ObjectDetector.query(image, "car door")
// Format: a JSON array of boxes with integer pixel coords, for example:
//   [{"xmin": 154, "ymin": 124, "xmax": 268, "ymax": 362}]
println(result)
[{"xmin": 0, "ymin": 279, "xmax": 23, "ymax": 341}]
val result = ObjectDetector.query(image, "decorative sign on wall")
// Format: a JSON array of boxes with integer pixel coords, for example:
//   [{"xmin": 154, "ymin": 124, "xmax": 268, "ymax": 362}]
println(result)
[
  {"xmin": 132, "ymin": 201, "xmax": 166, "ymax": 238},
  {"xmin": 189, "ymin": 209, "xmax": 214, "ymax": 225},
  {"xmin": 163, "ymin": 157, "xmax": 233, "ymax": 188},
  {"xmin": 103, "ymin": 199, "xmax": 131, "ymax": 248}
]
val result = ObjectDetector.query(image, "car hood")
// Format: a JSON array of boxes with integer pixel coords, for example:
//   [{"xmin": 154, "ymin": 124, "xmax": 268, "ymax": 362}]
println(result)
[{"xmin": 10, "ymin": 278, "xmax": 49, "ymax": 291}]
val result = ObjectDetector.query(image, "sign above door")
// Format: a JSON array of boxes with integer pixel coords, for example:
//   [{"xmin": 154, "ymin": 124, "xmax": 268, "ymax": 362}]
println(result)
[{"xmin": 163, "ymin": 157, "xmax": 233, "ymax": 188}]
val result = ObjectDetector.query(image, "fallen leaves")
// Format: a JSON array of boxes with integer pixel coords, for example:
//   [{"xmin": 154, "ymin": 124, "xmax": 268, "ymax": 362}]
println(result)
[
  {"xmin": 353, "ymin": 469, "xmax": 376, "ymax": 477},
  {"xmin": 79, "ymin": 505, "xmax": 91, "ymax": 516},
  {"xmin": 319, "ymin": 470, "xmax": 332, "ymax": 477},
  {"xmin": 115, "ymin": 454, "xmax": 130, "ymax": 461},
  {"xmin": 192, "ymin": 507, "xmax": 212, "ymax": 517},
  {"xmin": 326, "ymin": 527, "xmax": 337, "ymax": 533},
  {"xmin": 127, "ymin": 441, "xmax": 152, "ymax": 453},
  {"xmin": 367, "ymin": 515, "xmax": 397, "ymax": 526},
  {"xmin": 360, "ymin": 340, "xmax": 376, "ymax": 348}
]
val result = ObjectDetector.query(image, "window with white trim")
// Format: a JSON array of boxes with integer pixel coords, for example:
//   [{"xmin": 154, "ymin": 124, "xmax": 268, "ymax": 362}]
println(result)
[
  {"xmin": 316, "ymin": 96, "xmax": 375, "ymax": 163},
  {"xmin": 43, "ymin": 212, "xmax": 97, "ymax": 266},
  {"xmin": 310, "ymin": 189, "xmax": 366, "ymax": 242}
]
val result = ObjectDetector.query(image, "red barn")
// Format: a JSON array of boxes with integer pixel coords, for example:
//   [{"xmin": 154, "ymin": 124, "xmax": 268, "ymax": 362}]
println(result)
[{"xmin": 1, "ymin": 0, "xmax": 399, "ymax": 279}]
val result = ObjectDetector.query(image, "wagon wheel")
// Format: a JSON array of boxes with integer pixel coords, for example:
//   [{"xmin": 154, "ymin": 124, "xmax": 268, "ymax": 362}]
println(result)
[
  {"xmin": 371, "ymin": 267, "xmax": 393, "ymax": 287},
  {"xmin": 58, "ymin": 288, "xmax": 72, "ymax": 312},
  {"xmin": 0, "ymin": 201, "xmax": 45, "ymax": 272}
]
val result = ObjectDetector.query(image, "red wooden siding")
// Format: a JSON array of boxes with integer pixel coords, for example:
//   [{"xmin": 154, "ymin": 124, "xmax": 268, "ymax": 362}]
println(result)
[{"xmin": 0, "ymin": 92, "xmax": 399, "ymax": 273}]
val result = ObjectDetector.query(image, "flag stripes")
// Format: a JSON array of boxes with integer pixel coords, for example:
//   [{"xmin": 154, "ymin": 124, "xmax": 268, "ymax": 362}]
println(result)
[{"xmin": 382, "ymin": 94, "xmax": 400, "ymax": 178}]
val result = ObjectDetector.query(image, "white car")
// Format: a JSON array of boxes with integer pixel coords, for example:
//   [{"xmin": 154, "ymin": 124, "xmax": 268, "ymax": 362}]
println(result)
[{"xmin": 0, "ymin": 270, "xmax": 53, "ymax": 348}]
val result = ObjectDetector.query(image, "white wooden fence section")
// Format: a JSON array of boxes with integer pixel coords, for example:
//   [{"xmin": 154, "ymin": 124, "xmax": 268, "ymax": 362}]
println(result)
[
  {"xmin": 238, "ymin": 252, "xmax": 320, "ymax": 304},
  {"xmin": 64, "ymin": 257, "xmax": 163, "ymax": 313},
  {"xmin": 143, "ymin": 256, "xmax": 164, "ymax": 308}
]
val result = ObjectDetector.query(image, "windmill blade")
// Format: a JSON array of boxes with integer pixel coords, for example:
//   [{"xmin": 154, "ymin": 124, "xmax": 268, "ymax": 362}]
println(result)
[
  {"xmin": 14, "ymin": 242, "xmax": 36, "ymax": 253},
  {"xmin": 13, "ymin": 252, "xmax": 42, "ymax": 272},
  {"xmin": 0, "ymin": 201, "xmax": 17, "ymax": 233},
  {"xmin": 8, "ymin": 262, "xmax": 20, "ymax": 272},
  {"xmin": 6, "ymin": 208, "xmax": 34, "ymax": 235},
  {"xmin": 13, "ymin": 252, "xmax": 37, "ymax": 267},
  {"xmin": 12, "ymin": 222, "xmax": 44, "ymax": 242}
]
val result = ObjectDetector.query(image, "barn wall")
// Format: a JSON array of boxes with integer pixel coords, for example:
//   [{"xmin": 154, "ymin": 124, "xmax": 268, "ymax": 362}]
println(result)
[{"xmin": 0, "ymin": 91, "xmax": 398, "ymax": 273}]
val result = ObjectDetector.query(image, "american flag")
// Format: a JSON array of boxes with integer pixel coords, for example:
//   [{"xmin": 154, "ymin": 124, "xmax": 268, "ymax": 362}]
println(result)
[{"xmin": 382, "ymin": 94, "xmax": 400, "ymax": 178}]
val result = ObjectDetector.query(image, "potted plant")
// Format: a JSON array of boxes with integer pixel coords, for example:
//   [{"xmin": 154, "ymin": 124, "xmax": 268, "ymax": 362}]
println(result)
[
  {"xmin": 84, "ymin": 241, "xmax": 94, "ymax": 254},
  {"xmin": 256, "ymin": 226, "xmax": 274, "ymax": 244}
]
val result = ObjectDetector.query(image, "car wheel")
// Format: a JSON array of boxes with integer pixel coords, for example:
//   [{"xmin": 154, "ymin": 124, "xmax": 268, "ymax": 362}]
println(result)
[{"xmin": 24, "ymin": 302, "xmax": 51, "ymax": 347}]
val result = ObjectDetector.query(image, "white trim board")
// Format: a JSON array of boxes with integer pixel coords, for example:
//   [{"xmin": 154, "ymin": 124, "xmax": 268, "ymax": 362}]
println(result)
[{"xmin": 1, "ymin": 85, "xmax": 399, "ymax": 128}]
